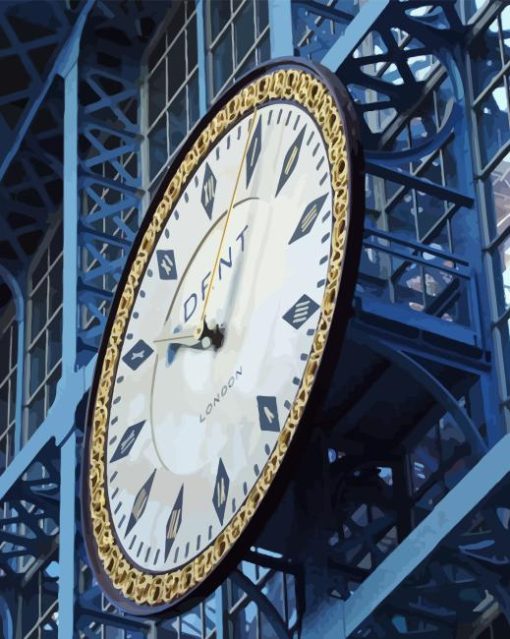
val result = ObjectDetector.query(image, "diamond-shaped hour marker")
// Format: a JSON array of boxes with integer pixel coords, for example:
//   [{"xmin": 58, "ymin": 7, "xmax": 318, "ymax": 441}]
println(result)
[
  {"xmin": 276, "ymin": 125, "xmax": 306, "ymax": 196},
  {"xmin": 165, "ymin": 485, "xmax": 184, "ymax": 560},
  {"xmin": 122, "ymin": 339, "xmax": 154, "ymax": 371},
  {"xmin": 156, "ymin": 249, "xmax": 178, "ymax": 280},
  {"xmin": 201, "ymin": 162, "xmax": 217, "ymax": 219},
  {"xmin": 289, "ymin": 194, "xmax": 328, "ymax": 244},
  {"xmin": 126, "ymin": 469, "xmax": 156, "ymax": 536},
  {"xmin": 283, "ymin": 295, "xmax": 320, "ymax": 329},
  {"xmin": 256, "ymin": 396, "xmax": 280, "ymax": 432},
  {"xmin": 110, "ymin": 421, "xmax": 145, "ymax": 463},
  {"xmin": 245, "ymin": 118, "xmax": 262, "ymax": 187},
  {"xmin": 212, "ymin": 459, "xmax": 229, "ymax": 525}
]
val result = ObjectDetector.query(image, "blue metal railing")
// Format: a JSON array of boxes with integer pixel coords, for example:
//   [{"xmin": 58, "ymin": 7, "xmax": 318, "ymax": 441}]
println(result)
[{"xmin": 357, "ymin": 228, "xmax": 480, "ymax": 339}]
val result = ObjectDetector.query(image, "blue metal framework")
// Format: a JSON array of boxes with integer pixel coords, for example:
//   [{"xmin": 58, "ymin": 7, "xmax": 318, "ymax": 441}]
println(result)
[{"xmin": 0, "ymin": 1, "xmax": 509, "ymax": 637}]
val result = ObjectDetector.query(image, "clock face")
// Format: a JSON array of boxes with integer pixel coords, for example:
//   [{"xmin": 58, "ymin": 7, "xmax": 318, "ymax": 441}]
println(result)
[{"xmin": 83, "ymin": 59, "xmax": 363, "ymax": 614}]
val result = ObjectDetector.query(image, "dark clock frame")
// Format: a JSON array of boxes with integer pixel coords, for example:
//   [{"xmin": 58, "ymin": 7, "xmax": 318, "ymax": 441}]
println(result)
[{"xmin": 81, "ymin": 56, "xmax": 365, "ymax": 617}]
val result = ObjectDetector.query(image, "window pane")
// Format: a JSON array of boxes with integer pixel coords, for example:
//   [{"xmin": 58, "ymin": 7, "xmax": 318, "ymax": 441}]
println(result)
[
  {"xmin": 0, "ymin": 332, "xmax": 9, "ymax": 382},
  {"xmin": 0, "ymin": 382, "xmax": 8, "ymax": 434},
  {"xmin": 146, "ymin": 5, "xmax": 199, "ymax": 192},
  {"xmin": 236, "ymin": 49, "xmax": 256, "ymax": 79},
  {"xmin": 188, "ymin": 71, "xmax": 200, "ymax": 128},
  {"xmin": 149, "ymin": 59, "xmax": 166, "ymax": 125},
  {"xmin": 210, "ymin": 0, "xmax": 232, "ymax": 42},
  {"xmin": 187, "ymin": 14, "xmax": 197, "ymax": 72},
  {"xmin": 48, "ymin": 258, "xmax": 62, "ymax": 318},
  {"xmin": 47, "ymin": 312, "xmax": 62, "ymax": 372},
  {"xmin": 441, "ymin": 142, "xmax": 458, "ymax": 190},
  {"xmin": 502, "ymin": 6, "xmax": 510, "ymax": 61},
  {"xmin": 149, "ymin": 113, "xmax": 168, "ymax": 180},
  {"xmin": 148, "ymin": 32, "xmax": 166, "ymax": 71},
  {"xmin": 256, "ymin": 0, "xmax": 269, "ymax": 34},
  {"xmin": 493, "ymin": 234, "xmax": 510, "ymax": 315},
  {"xmin": 168, "ymin": 87, "xmax": 187, "ymax": 155},
  {"xmin": 416, "ymin": 190, "xmax": 447, "ymax": 241},
  {"xmin": 234, "ymin": 2, "xmax": 255, "ymax": 66},
  {"xmin": 387, "ymin": 191, "xmax": 417, "ymax": 241},
  {"xmin": 257, "ymin": 32, "xmax": 270, "ymax": 63},
  {"xmin": 30, "ymin": 250, "xmax": 47, "ymax": 291},
  {"xmin": 488, "ymin": 150, "xmax": 510, "ymax": 240},
  {"xmin": 47, "ymin": 364, "xmax": 61, "ymax": 410},
  {"xmin": 24, "ymin": 223, "xmax": 63, "ymax": 443},
  {"xmin": 497, "ymin": 316, "xmax": 510, "ymax": 399},
  {"xmin": 476, "ymin": 80, "xmax": 510, "ymax": 167},
  {"xmin": 419, "ymin": 152, "xmax": 442, "ymax": 185},
  {"xmin": 8, "ymin": 378, "xmax": 15, "ymax": 430},
  {"xmin": 26, "ymin": 387, "xmax": 44, "ymax": 438},
  {"xmin": 186, "ymin": 1, "xmax": 196, "ymax": 20},
  {"xmin": 168, "ymin": 32, "xmax": 186, "ymax": 97},
  {"xmin": 10, "ymin": 324, "xmax": 17, "ymax": 370},
  {"xmin": 49, "ymin": 223, "xmax": 62, "ymax": 263},
  {"xmin": 212, "ymin": 28, "xmax": 233, "ymax": 96},
  {"xmin": 168, "ymin": 2, "xmax": 185, "ymax": 44},
  {"xmin": 29, "ymin": 333, "xmax": 46, "ymax": 397},
  {"xmin": 470, "ymin": 19, "xmax": 501, "ymax": 97},
  {"xmin": 30, "ymin": 280, "xmax": 48, "ymax": 340}
]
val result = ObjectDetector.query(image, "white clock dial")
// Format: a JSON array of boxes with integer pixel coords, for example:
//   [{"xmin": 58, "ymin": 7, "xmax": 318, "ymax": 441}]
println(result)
[
  {"xmin": 84, "ymin": 60, "xmax": 362, "ymax": 613},
  {"xmin": 105, "ymin": 102, "xmax": 333, "ymax": 571}
]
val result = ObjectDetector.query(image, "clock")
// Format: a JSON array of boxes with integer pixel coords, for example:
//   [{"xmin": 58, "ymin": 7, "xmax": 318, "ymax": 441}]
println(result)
[{"xmin": 81, "ymin": 57, "xmax": 364, "ymax": 615}]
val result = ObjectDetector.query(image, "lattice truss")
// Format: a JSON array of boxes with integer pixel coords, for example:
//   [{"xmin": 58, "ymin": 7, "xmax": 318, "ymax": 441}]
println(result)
[
  {"xmin": 0, "ymin": 4, "xmax": 76, "ymax": 636},
  {"xmin": 289, "ymin": 0, "xmax": 510, "ymax": 637},
  {"xmin": 0, "ymin": 440, "xmax": 60, "ymax": 638},
  {"xmin": 76, "ymin": 1, "xmax": 154, "ymax": 358},
  {"xmin": 0, "ymin": 0, "xmax": 76, "ymax": 274}
]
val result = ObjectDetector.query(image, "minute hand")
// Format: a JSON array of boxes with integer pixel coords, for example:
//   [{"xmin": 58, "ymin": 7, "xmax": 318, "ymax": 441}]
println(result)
[{"xmin": 199, "ymin": 109, "xmax": 259, "ymax": 328}]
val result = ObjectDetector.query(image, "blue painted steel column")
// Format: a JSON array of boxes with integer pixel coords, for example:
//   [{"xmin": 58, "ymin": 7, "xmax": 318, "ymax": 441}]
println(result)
[
  {"xmin": 0, "ymin": 594, "xmax": 13, "ymax": 639},
  {"xmin": 58, "ymin": 31, "xmax": 81, "ymax": 638},
  {"xmin": 268, "ymin": 0, "xmax": 293, "ymax": 58},
  {"xmin": 301, "ymin": 597, "xmax": 345, "ymax": 639},
  {"xmin": 59, "ymin": 430, "xmax": 77, "ymax": 637},
  {"xmin": 196, "ymin": 0, "xmax": 208, "ymax": 116},
  {"xmin": 61, "ymin": 73, "xmax": 79, "ymax": 382},
  {"xmin": 214, "ymin": 584, "xmax": 228, "ymax": 639}
]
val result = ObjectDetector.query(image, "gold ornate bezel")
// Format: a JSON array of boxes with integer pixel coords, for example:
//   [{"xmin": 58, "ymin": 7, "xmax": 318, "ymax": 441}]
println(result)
[{"xmin": 86, "ymin": 65, "xmax": 351, "ymax": 608}]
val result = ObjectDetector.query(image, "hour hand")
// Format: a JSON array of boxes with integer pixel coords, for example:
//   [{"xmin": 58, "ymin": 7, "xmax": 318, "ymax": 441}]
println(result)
[
  {"xmin": 154, "ymin": 320, "xmax": 224, "ymax": 350},
  {"xmin": 154, "ymin": 326, "xmax": 203, "ymax": 349}
]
